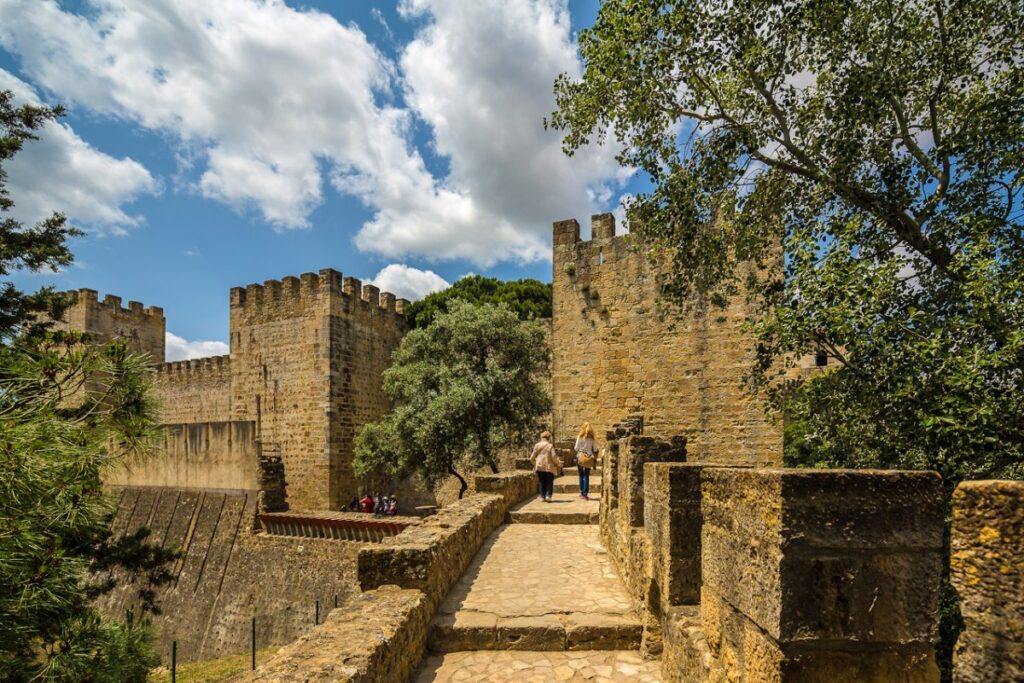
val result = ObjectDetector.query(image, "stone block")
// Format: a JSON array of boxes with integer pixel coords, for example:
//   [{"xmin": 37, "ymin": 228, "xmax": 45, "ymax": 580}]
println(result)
[
  {"xmin": 497, "ymin": 615, "xmax": 565, "ymax": 650},
  {"xmin": 699, "ymin": 587, "xmax": 939, "ymax": 683},
  {"xmin": 951, "ymin": 480, "xmax": 1024, "ymax": 683},
  {"xmin": 643, "ymin": 463, "xmax": 706, "ymax": 609},
  {"xmin": 701, "ymin": 468, "xmax": 944, "ymax": 646},
  {"xmin": 564, "ymin": 613, "xmax": 642, "ymax": 650},
  {"xmin": 427, "ymin": 612, "xmax": 497, "ymax": 652},
  {"xmin": 247, "ymin": 586, "xmax": 430, "ymax": 683},
  {"xmin": 617, "ymin": 435, "xmax": 686, "ymax": 528}
]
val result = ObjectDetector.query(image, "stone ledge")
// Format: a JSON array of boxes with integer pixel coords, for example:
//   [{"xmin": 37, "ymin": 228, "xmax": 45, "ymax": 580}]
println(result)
[
  {"xmin": 245, "ymin": 586, "xmax": 430, "ymax": 683},
  {"xmin": 358, "ymin": 478, "xmax": 535, "ymax": 608},
  {"xmin": 427, "ymin": 611, "xmax": 642, "ymax": 653}
]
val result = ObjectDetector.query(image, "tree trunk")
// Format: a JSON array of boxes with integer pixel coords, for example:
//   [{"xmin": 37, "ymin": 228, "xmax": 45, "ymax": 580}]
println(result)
[
  {"xmin": 448, "ymin": 462, "xmax": 468, "ymax": 499},
  {"xmin": 479, "ymin": 432, "xmax": 499, "ymax": 474}
]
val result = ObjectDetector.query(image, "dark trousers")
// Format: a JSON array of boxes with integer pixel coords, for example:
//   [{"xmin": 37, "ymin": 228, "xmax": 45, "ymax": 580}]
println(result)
[
  {"xmin": 536, "ymin": 471, "xmax": 554, "ymax": 499},
  {"xmin": 578, "ymin": 466, "xmax": 591, "ymax": 496}
]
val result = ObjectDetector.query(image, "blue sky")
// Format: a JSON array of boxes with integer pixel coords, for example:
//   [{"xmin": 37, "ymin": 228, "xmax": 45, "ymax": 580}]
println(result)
[{"xmin": 0, "ymin": 0, "xmax": 641, "ymax": 358}]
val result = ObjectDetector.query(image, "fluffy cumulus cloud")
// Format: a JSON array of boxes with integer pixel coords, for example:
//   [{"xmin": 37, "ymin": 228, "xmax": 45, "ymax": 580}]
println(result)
[
  {"xmin": 165, "ymin": 331, "xmax": 229, "ymax": 362},
  {"xmin": 0, "ymin": 69, "xmax": 157, "ymax": 234},
  {"xmin": 367, "ymin": 0, "xmax": 629, "ymax": 262},
  {"xmin": 0, "ymin": 0, "xmax": 629, "ymax": 264},
  {"xmin": 370, "ymin": 263, "xmax": 449, "ymax": 301}
]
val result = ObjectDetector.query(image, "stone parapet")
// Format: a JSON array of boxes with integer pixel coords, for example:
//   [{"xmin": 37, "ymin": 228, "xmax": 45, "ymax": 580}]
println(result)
[
  {"xmin": 951, "ymin": 480, "xmax": 1024, "ymax": 683},
  {"xmin": 684, "ymin": 468, "xmax": 944, "ymax": 682},
  {"xmin": 246, "ymin": 586, "xmax": 431, "ymax": 682},
  {"xmin": 472, "ymin": 470, "xmax": 535, "ymax": 507},
  {"xmin": 644, "ymin": 462, "xmax": 747, "ymax": 613},
  {"xmin": 357, "ymin": 480, "xmax": 534, "ymax": 608}
]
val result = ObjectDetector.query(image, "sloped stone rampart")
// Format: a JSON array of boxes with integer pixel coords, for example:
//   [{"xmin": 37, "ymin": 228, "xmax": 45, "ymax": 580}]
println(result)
[
  {"xmin": 96, "ymin": 487, "xmax": 362, "ymax": 664},
  {"xmin": 950, "ymin": 480, "xmax": 1024, "ymax": 683},
  {"xmin": 245, "ymin": 586, "xmax": 431, "ymax": 683}
]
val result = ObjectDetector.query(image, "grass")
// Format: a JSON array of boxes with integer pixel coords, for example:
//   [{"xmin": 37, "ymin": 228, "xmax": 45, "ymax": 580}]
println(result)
[{"xmin": 147, "ymin": 646, "xmax": 280, "ymax": 683}]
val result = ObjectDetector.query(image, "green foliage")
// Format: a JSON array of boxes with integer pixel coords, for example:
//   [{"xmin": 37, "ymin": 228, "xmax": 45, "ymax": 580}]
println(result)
[
  {"xmin": 354, "ymin": 300, "xmax": 550, "ymax": 498},
  {"xmin": 551, "ymin": 2, "xmax": 1024, "ymax": 677},
  {"xmin": 405, "ymin": 275, "xmax": 552, "ymax": 329},
  {"xmin": 0, "ymin": 90, "xmax": 81, "ymax": 341},
  {"xmin": 0, "ymin": 335, "xmax": 175, "ymax": 681},
  {"xmin": 0, "ymin": 88, "xmax": 173, "ymax": 681}
]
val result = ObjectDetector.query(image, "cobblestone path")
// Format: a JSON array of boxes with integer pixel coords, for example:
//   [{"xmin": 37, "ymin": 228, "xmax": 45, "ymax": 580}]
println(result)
[{"xmin": 415, "ymin": 466, "xmax": 662, "ymax": 682}]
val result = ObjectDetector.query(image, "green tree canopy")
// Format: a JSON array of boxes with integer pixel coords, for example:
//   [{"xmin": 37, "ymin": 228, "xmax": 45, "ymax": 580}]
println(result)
[
  {"xmin": 405, "ymin": 275, "xmax": 552, "ymax": 329},
  {"xmin": 0, "ymin": 91, "xmax": 80, "ymax": 341},
  {"xmin": 354, "ymin": 300, "xmax": 550, "ymax": 498},
  {"xmin": 550, "ymin": 0, "xmax": 1024, "ymax": 482},
  {"xmin": 550, "ymin": 3, "xmax": 1023, "ymax": 675},
  {"xmin": 0, "ymin": 90, "xmax": 173, "ymax": 681}
]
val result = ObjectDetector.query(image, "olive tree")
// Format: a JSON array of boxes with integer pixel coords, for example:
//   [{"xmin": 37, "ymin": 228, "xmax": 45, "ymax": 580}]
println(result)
[{"xmin": 354, "ymin": 300, "xmax": 550, "ymax": 498}]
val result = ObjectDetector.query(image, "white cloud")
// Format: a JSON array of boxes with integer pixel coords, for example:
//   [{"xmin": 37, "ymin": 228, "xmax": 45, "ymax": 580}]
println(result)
[
  {"xmin": 0, "ymin": 0, "xmax": 630, "ymax": 265},
  {"xmin": 0, "ymin": 69, "xmax": 158, "ymax": 234},
  {"xmin": 370, "ymin": 263, "xmax": 449, "ymax": 301},
  {"xmin": 165, "ymin": 331, "xmax": 229, "ymax": 362},
  {"xmin": 360, "ymin": 0, "xmax": 628, "ymax": 264}
]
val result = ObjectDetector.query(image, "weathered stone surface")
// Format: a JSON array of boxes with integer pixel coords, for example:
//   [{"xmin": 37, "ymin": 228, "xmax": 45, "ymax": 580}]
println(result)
[
  {"xmin": 508, "ymin": 492, "xmax": 600, "ymax": 524},
  {"xmin": 429, "ymin": 524, "xmax": 641, "ymax": 654},
  {"xmin": 357, "ymin": 492, "xmax": 512, "ymax": 606},
  {"xmin": 414, "ymin": 650, "xmax": 663, "ymax": 682},
  {"xmin": 472, "ymin": 470, "xmax": 535, "ymax": 506},
  {"xmin": 427, "ymin": 612, "xmax": 498, "ymax": 652},
  {"xmin": 701, "ymin": 467, "xmax": 944, "ymax": 644},
  {"xmin": 551, "ymin": 214, "xmax": 782, "ymax": 465},
  {"xmin": 246, "ymin": 586, "xmax": 431, "ymax": 683},
  {"xmin": 565, "ymin": 613, "xmax": 643, "ymax": 650},
  {"xmin": 497, "ymin": 615, "xmax": 566, "ymax": 650},
  {"xmin": 94, "ymin": 489, "xmax": 362, "ymax": 665},
  {"xmin": 616, "ymin": 436, "xmax": 686, "ymax": 528},
  {"xmin": 951, "ymin": 480, "xmax": 1024, "ymax": 683},
  {"xmin": 644, "ymin": 463, "xmax": 705, "ymax": 610}
]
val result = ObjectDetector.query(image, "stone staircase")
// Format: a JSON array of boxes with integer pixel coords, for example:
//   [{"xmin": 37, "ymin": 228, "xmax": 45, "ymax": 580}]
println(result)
[{"xmin": 414, "ymin": 465, "xmax": 658, "ymax": 681}]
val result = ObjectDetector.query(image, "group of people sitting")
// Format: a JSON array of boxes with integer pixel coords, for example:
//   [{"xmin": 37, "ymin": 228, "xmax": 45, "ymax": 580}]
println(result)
[{"xmin": 348, "ymin": 492, "xmax": 399, "ymax": 517}]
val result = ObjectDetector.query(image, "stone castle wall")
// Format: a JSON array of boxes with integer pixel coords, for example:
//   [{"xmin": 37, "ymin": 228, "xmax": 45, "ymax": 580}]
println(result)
[
  {"xmin": 52, "ymin": 288, "xmax": 165, "ymax": 362},
  {"xmin": 97, "ymin": 486, "xmax": 362, "ymax": 664},
  {"xmin": 58, "ymin": 270, "xmax": 408, "ymax": 511},
  {"xmin": 155, "ymin": 355, "xmax": 233, "ymax": 423},
  {"xmin": 598, "ymin": 433, "xmax": 948, "ymax": 682},
  {"xmin": 551, "ymin": 214, "xmax": 780, "ymax": 465},
  {"xmin": 951, "ymin": 480, "xmax": 1024, "ymax": 683},
  {"xmin": 227, "ymin": 270, "xmax": 407, "ymax": 510}
]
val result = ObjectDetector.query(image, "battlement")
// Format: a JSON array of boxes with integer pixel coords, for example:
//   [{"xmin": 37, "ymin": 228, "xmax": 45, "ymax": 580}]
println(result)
[
  {"xmin": 229, "ymin": 268, "xmax": 407, "ymax": 316},
  {"xmin": 66, "ymin": 288, "xmax": 164, "ymax": 319},
  {"xmin": 156, "ymin": 354, "xmax": 231, "ymax": 384},
  {"xmin": 553, "ymin": 212, "xmax": 622, "ymax": 249}
]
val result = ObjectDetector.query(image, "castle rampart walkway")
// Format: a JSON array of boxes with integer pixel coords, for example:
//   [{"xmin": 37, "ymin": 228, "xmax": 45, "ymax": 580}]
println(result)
[{"xmin": 415, "ymin": 465, "xmax": 663, "ymax": 682}]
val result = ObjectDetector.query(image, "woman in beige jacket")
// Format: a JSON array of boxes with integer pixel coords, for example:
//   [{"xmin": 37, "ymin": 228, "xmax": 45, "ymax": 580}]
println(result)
[{"xmin": 531, "ymin": 430, "xmax": 562, "ymax": 502}]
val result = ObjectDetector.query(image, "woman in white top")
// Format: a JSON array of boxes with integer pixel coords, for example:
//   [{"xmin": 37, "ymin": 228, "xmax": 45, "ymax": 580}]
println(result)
[{"xmin": 574, "ymin": 423, "xmax": 598, "ymax": 500}]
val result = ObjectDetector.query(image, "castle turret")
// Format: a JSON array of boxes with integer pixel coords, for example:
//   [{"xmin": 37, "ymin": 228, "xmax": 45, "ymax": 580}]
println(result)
[{"xmin": 52, "ymin": 288, "xmax": 166, "ymax": 363}]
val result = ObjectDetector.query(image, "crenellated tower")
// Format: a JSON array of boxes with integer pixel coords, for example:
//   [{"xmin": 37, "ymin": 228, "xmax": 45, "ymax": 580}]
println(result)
[
  {"xmin": 551, "ymin": 213, "xmax": 782, "ymax": 466},
  {"xmin": 53, "ymin": 288, "xmax": 166, "ymax": 362},
  {"xmin": 229, "ymin": 268, "xmax": 408, "ymax": 510}
]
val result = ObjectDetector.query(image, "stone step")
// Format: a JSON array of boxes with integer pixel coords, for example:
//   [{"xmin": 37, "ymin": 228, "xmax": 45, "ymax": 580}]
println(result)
[
  {"xmin": 553, "ymin": 475, "xmax": 602, "ymax": 494},
  {"xmin": 507, "ymin": 492, "xmax": 600, "ymax": 525},
  {"xmin": 427, "ymin": 612, "xmax": 642, "ymax": 653}
]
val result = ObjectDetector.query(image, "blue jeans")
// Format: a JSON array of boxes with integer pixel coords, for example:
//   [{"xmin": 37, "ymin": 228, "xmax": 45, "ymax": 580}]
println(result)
[
  {"xmin": 578, "ymin": 466, "xmax": 591, "ymax": 496},
  {"xmin": 536, "ymin": 471, "xmax": 554, "ymax": 499}
]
